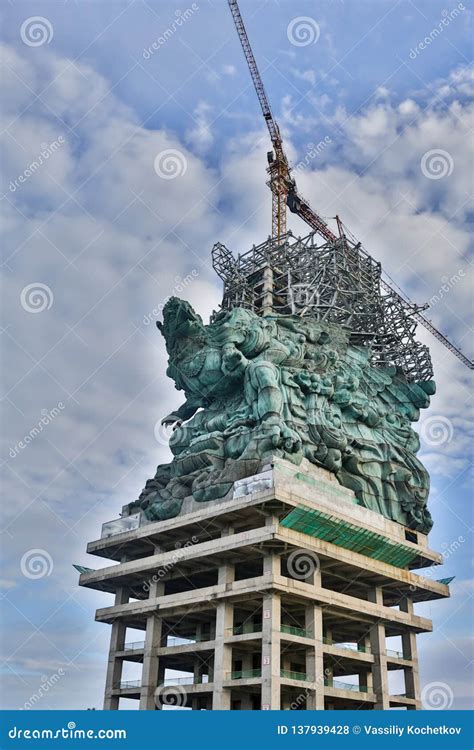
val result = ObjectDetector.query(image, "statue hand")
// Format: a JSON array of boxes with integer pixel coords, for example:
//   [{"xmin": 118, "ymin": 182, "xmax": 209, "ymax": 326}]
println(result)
[
  {"xmin": 161, "ymin": 413, "xmax": 182, "ymax": 428},
  {"xmin": 222, "ymin": 348, "xmax": 245, "ymax": 374}
]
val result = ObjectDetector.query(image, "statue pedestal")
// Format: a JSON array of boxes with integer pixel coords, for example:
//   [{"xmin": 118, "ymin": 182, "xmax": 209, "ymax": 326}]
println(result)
[{"xmin": 79, "ymin": 458, "xmax": 450, "ymax": 710}]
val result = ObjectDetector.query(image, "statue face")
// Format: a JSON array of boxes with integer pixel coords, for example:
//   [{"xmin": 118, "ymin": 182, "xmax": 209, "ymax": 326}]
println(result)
[
  {"xmin": 210, "ymin": 308, "xmax": 254, "ymax": 344},
  {"xmin": 158, "ymin": 297, "xmax": 205, "ymax": 353}
]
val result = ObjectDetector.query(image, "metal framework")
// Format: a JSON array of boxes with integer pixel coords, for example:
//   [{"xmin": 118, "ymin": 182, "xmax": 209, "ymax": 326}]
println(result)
[
  {"xmin": 228, "ymin": 0, "xmax": 289, "ymax": 239},
  {"xmin": 212, "ymin": 231, "xmax": 433, "ymax": 381},
  {"xmin": 226, "ymin": 0, "xmax": 472, "ymax": 373}
]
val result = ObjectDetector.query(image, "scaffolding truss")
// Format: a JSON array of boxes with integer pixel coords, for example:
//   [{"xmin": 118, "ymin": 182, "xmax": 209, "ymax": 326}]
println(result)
[{"xmin": 211, "ymin": 231, "xmax": 433, "ymax": 382}]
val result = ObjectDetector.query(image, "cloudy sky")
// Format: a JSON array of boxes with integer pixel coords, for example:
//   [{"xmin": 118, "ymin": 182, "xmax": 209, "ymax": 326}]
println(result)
[{"xmin": 0, "ymin": 0, "xmax": 472, "ymax": 710}]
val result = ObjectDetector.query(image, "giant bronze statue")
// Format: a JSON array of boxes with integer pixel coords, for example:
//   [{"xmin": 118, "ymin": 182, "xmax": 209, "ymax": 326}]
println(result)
[{"xmin": 127, "ymin": 297, "xmax": 434, "ymax": 533}]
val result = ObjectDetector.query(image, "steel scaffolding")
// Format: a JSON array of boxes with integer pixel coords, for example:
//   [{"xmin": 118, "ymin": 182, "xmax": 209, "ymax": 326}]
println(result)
[{"xmin": 212, "ymin": 231, "xmax": 433, "ymax": 382}]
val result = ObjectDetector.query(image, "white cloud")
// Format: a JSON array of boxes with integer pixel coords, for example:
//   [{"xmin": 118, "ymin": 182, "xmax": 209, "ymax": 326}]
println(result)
[
  {"xmin": 185, "ymin": 100, "xmax": 214, "ymax": 154},
  {"xmin": 290, "ymin": 67, "xmax": 317, "ymax": 86},
  {"xmin": 222, "ymin": 64, "xmax": 237, "ymax": 76}
]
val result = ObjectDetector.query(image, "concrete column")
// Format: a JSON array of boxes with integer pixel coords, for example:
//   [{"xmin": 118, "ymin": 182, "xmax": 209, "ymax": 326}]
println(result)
[
  {"xmin": 262, "ymin": 265, "xmax": 273, "ymax": 316},
  {"xmin": 263, "ymin": 549, "xmax": 280, "ymax": 577},
  {"xmin": 281, "ymin": 694, "xmax": 292, "ymax": 710},
  {"xmin": 213, "ymin": 558, "xmax": 235, "ymax": 709},
  {"xmin": 193, "ymin": 657, "xmax": 201, "ymax": 684},
  {"xmin": 261, "ymin": 590, "xmax": 281, "ymax": 709},
  {"xmin": 212, "ymin": 600, "xmax": 233, "ymax": 709},
  {"xmin": 368, "ymin": 587, "xmax": 389, "ymax": 709},
  {"xmin": 359, "ymin": 668, "xmax": 373, "ymax": 692},
  {"xmin": 240, "ymin": 693, "xmax": 253, "ymax": 710},
  {"xmin": 139, "ymin": 581, "xmax": 164, "ymax": 710},
  {"xmin": 325, "ymin": 663, "xmax": 333, "ymax": 687},
  {"xmin": 103, "ymin": 587, "xmax": 129, "ymax": 710},
  {"xmin": 305, "ymin": 603, "xmax": 325, "ymax": 709},
  {"xmin": 218, "ymin": 560, "xmax": 235, "ymax": 587},
  {"xmin": 400, "ymin": 597, "xmax": 421, "ymax": 707}
]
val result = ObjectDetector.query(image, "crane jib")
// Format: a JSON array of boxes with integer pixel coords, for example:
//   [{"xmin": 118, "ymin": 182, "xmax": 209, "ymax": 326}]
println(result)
[{"xmin": 227, "ymin": 0, "xmax": 472, "ymax": 370}]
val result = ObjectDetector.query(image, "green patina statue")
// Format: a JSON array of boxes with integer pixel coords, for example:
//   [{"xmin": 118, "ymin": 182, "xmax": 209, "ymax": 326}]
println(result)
[{"xmin": 128, "ymin": 297, "xmax": 435, "ymax": 533}]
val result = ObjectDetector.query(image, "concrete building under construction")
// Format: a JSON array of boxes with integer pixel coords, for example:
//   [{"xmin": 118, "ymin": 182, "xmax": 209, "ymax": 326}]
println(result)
[{"xmin": 79, "ymin": 456, "xmax": 450, "ymax": 710}]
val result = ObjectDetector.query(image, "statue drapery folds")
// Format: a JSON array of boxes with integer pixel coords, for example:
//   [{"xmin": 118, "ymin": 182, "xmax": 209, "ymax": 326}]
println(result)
[{"xmin": 128, "ymin": 297, "xmax": 434, "ymax": 533}]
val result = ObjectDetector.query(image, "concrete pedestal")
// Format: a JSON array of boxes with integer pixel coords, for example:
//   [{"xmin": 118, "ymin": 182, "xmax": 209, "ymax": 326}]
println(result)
[{"xmin": 80, "ymin": 458, "xmax": 450, "ymax": 710}]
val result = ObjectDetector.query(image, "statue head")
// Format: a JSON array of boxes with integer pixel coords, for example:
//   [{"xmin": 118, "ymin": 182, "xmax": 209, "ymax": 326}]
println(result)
[
  {"xmin": 210, "ymin": 308, "xmax": 273, "ymax": 355},
  {"xmin": 157, "ymin": 297, "xmax": 206, "ymax": 357}
]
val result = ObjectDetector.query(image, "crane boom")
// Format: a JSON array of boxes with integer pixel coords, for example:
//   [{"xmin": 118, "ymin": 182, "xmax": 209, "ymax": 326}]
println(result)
[
  {"xmin": 228, "ymin": 0, "xmax": 291, "ymax": 239},
  {"xmin": 378, "ymin": 278, "xmax": 473, "ymax": 369},
  {"xmin": 227, "ymin": 0, "xmax": 473, "ymax": 371},
  {"xmin": 228, "ymin": 0, "xmax": 282, "ymax": 151}
]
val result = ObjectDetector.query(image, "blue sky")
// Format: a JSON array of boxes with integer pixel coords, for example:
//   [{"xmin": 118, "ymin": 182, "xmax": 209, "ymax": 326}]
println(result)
[{"xmin": 0, "ymin": 0, "xmax": 473, "ymax": 710}]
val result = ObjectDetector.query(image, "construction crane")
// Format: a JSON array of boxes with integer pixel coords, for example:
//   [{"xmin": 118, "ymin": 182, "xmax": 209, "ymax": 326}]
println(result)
[{"xmin": 227, "ymin": 0, "xmax": 473, "ymax": 371}]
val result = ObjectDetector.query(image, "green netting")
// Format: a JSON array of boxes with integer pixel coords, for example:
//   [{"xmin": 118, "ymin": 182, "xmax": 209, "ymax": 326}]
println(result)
[{"xmin": 280, "ymin": 506, "xmax": 418, "ymax": 568}]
